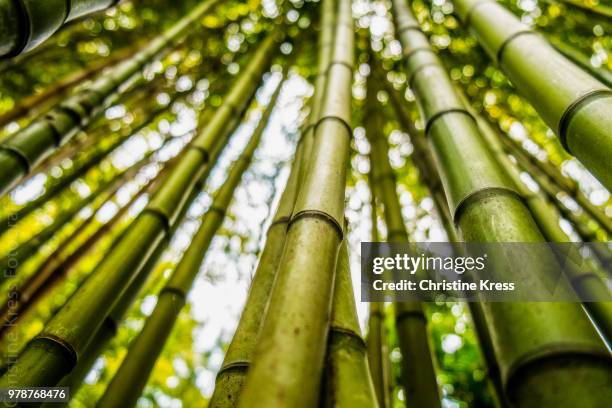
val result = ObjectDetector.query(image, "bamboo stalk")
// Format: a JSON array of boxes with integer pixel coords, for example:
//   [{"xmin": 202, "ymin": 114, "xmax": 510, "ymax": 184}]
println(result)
[
  {"xmin": 0, "ymin": 0, "xmax": 124, "ymax": 58},
  {"xmin": 365, "ymin": 76, "xmax": 441, "ymax": 408},
  {"xmin": 0, "ymin": 0, "xmax": 222, "ymax": 196},
  {"xmin": 322, "ymin": 238, "xmax": 379, "ymax": 407},
  {"xmin": 238, "ymin": 1, "xmax": 354, "ymax": 405},
  {"xmin": 0, "ymin": 93, "xmax": 182, "ymax": 233},
  {"xmin": 0, "ymin": 45, "xmax": 139, "ymax": 128},
  {"xmin": 381, "ymin": 72, "xmax": 507, "ymax": 406},
  {"xmin": 0, "ymin": 139, "xmax": 164, "ymax": 283},
  {"xmin": 556, "ymin": 0, "xmax": 612, "ymax": 19},
  {"xmin": 96, "ymin": 78, "xmax": 284, "ymax": 408},
  {"xmin": 546, "ymin": 36, "xmax": 612, "ymax": 88},
  {"xmin": 452, "ymin": 0, "xmax": 612, "ymax": 190},
  {"xmin": 211, "ymin": 4, "xmax": 336, "ymax": 405},
  {"xmin": 365, "ymin": 188, "xmax": 392, "ymax": 408},
  {"xmin": 0, "ymin": 35, "xmax": 279, "ymax": 389},
  {"xmin": 493, "ymin": 131, "xmax": 612, "ymax": 237},
  {"xmin": 390, "ymin": 1, "xmax": 611, "ymax": 406},
  {"xmin": 0, "ymin": 147, "xmax": 176, "ymax": 337}
]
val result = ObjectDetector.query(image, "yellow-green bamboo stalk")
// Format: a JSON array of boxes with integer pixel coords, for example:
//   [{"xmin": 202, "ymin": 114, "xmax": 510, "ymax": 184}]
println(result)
[
  {"xmin": 0, "ymin": 35, "xmax": 279, "ymax": 389},
  {"xmin": 366, "ymin": 188, "xmax": 392, "ymax": 408},
  {"xmin": 365, "ymin": 76, "xmax": 441, "ymax": 408},
  {"xmin": 96, "ymin": 78, "xmax": 284, "ymax": 408},
  {"xmin": 452, "ymin": 0, "xmax": 612, "ymax": 190},
  {"xmin": 380, "ymin": 68, "xmax": 506, "ymax": 406},
  {"xmin": 390, "ymin": 1, "xmax": 611, "ymax": 406},
  {"xmin": 322, "ymin": 239, "xmax": 379, "ymax": 407},
  {"xmin": 0, "ymin": 0, "xmax": 221, "ymax": 196},
  {"xmin": 238, "ymin": 1, "xmax": 354, "ymax": 405},
  {"xmin": 210, "ymin": 5, "xmax": 336, "ymax": 406},
  {"xmin": 0, "ymin": 0, "xmax": 126, "ymax": 58}
]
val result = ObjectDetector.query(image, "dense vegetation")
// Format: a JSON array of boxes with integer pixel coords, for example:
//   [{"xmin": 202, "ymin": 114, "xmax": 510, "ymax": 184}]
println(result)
[{"xmin": 0, "ymin": 0, "xmax": 610, "ymax": 406}]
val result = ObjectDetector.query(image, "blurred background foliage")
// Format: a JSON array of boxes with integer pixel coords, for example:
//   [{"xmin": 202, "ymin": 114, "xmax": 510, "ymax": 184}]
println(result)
[{"xmin": 0, "ymin": 0, "xmax": 609, "ymax": 406}]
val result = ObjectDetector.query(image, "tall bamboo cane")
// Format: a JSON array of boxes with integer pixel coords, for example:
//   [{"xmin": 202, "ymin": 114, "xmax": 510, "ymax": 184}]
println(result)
[
  {"xmin": 238, "ymin": 0, "xmax": 354, "ymax": 405},
  {"xmin": 381, "ymin": 72, "xmax": 507, "ymax": 406},
  {"xmin": 556, "ymin": 0, "xmax": 612, "ymax": 19},
  {"xmin": 491, "ymin": 130, "xmax": 612, "ymax": 237},
  {"xmin": 322, "ymin": 238, "xmax": 379, "ymax": 407},
  {"xmin": 96, "ymin": 78, "xmax": 284, "ymax": 408},
  {"xmin": 390, "ymin": 1, "xmax": 611, "ymax": 406},
  {"xmin": 211, "ymin": 2, "xmax": 337, "ymax": 404},
  {"xmin": 365, "ymin": 188, "xmax": 392, "ymax": 408},
  {"xmin": 546, "ymin": 36, "xmax": 612, "ymax": 88},
  {"xmin": 365, "ymin": 76, "xmax": 441, "ymax": 408},
  {"xmin": 452, "ymin": 0, "xmax": 612, "ymax": 190},
  {"xmin": 456, "ymin": 90, "xmax": 612, "ymax": 342},
  {"xmin": 0, "ymin": 138, "xmax": 168, "ymax": 283},
  {"xmin": 0, "ymin": 0, "xmax": 221, "ymax": 196},
  {"xmin": 0, "ymin": 34, "xmax": 279, "ymax": 388},
  {"xmin": 0, "ymin": 92, "xmax": 184, "ymax": 233},
  {"xmin": 0, "ymin": 0, "xmax": 128, "ymax": 58}
]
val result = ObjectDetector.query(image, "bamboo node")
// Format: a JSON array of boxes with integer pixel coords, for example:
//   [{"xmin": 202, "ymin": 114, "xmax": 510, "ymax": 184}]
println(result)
[
  {"xmin": 313, "ymin": 115, "xmax": 352, "ymax": 142},
  {"xmin": 216, "ymin": 359, "xmax": 251, "ymax": 379},
  {"xmin": 0, "ymin": 145, "xmax": 31, "ymax": 174},
  {"xmin": 424, "ymin": 108, "xmax": 475, "ymax": 137},
  {"xmin": 453, "ymin": 186, "xmax": 522, "ymax": 225},
  {"xmin": 290, "ymin": 209, "xmax": 344, "ymax": 240},
  {"xmin": 558, "ymin": 89, "xmax": 612, "ymax": 154},
  {"xmin": 496, "ymin": 30, "xmax": 537, "ymax": 66},
  {"xmin": 34, "ymin": 333, "xmax": 79, "ymax": 368}
]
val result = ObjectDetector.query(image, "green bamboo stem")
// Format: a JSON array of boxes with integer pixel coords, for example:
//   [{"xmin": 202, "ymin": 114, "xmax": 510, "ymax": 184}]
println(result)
[
  {"xmin": 322, "ymin": 239, "xmax": 379, "ymax": 407},
  {"xmin": 556, "ymin": 0, "xmax": 612, "ymax": 19},
  {"xmin": 0, "ymin": 147, "xmax": 177, "ymax": 336},
  {"xmin": 210, "ymin": 135, "xmax": 304, "ymax": 406},
  {"xmin": 297, "ymin": 0, "xmax": 337, "ymax": 187},
  {"xmin": 0, "ymin": 45, "xmax": 139, "ymax": 128},
  {"xmin": 390, "ymin": 1, "xmax": 611, "ymax": 406},
  {"xmin": 0, "ymin": 35, "xmax": 278, "ymax": 389},
  {"xmin": 0, "ymin": 94, "xmax": 181, "ymax": 233},
  {"xmin": 365, "ymin": 76, "xmax": 441, "ymax": 408},
  {"xmin": 0, "ymin": 0, "xmax": 221, "ymax": 196},
  {"xmin": 457, "ymin": 90, "xmax": 612, "ymax": 342},
  {"xmin": 96, "ymin": 79, "xmax": 283, "ymax": 408},
  {"xmin": 238, "ymin": 1, "xmax": 354, "ymax": 405},
  {"xmin": 380, "ymin": 68, "xmax": 506, "ymax": 406},
  {"xmin": 366, "ymin": 185, "xmax": 392, "ymax": 408},
  {"xmin": 0, "ymin": 140, "xmax": 162, "ymax": 283},
  {"xmin": 452, "ymin": 0, "xmax": 612, "ymax": 190},
  {"xmin": 0, "ymin": 0, "xmax": 124, "ymax": 58},
  {"xmin": 495, "ymin": 132, "xmax": 612, "ymax": 237},
  {"xmin": 546, "ymin": 36, "xmax": 612, "ymax": 88},
  {"xmin": 212, "ymin": 9, "xmax": 336, "ymax": 404}
]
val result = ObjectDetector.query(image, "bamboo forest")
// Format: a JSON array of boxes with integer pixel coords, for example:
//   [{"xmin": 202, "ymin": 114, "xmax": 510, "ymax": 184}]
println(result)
[{"xmin": 0, "ymin": 0, "xmax": 611, "ymax": 406}]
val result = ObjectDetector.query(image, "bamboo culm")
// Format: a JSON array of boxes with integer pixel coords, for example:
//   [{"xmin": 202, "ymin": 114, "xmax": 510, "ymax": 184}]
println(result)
[
  {"xmin": 0, "ymin": 138, "xmax": 166, "ymax": 283},
  {"xmin": 210, "ymin": 2, "xmax": 337, "ymax": 405},
  {"xmin": 0, "ymin": 35, "xmax": 278, "ymax": 389},
  {"xmin": 365, "ymin": 190, "xmax": 392, "ymax": 408},
  {"xmin": 0, "ymin": 0, "xmax": 222, "ymax": 196},
  {"xmin": 365, "ymin": 76, "xmax": 441, "ymax": 408},
  {"xmin": 0, "ymin": 140, "xmax": 179, "ymax": 336},
  {"xmin": 96, "ymin": 77, "xmax": 285, "ymax": 408},
  {"xmin": 452, "ymin": 0, "xmax": 612, "ymax": 190},
  {"xmin": 322, "ymin": 239, "xmax": 379, "ymax": 407},
  {"xmin": 0, "ymin": 0, "xmax": 126, "ymax": 58},
  {"xmin": 382, "ymin": 72, "xmax": 507, "ymax": 406},
  {"xmin": 0, "ymin": 93, "xmax": 182, "ymax": 233},
  {"xmin": 390, "ymin": 1, "xmax": 611, "ymax": 406},
  {"xmin": 457, "ymin": 89, "xmax": 612, "ymax": 343},
  {"xmin": 238, "ymin": 0, "xmax": 354, "ymax": 405}
]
